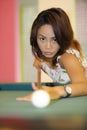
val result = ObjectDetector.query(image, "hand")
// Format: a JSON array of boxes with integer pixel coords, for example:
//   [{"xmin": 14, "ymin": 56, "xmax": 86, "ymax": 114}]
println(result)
[
  {"xmin": 16, "ymin": 83, "xmax": 37, "ymax": 101},
  {"xmin": 16, "ymin": 83, "xmax": 60, "ymax": 101},
  {"xmin": 32, "ymin": 83, "xmax": 60, "ymax": 100},
  {"xmin": 41, "ymin": 86, "xmax": 60, "ymax": 100},
  {"xmin": 16, "ymin": 93, "xmax": 32, "ymax": 101}
]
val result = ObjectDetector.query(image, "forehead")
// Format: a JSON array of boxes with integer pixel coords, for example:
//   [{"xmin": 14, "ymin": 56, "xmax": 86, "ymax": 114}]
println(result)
[{"xmin": 37, "ymin": 24, "xmax": 55, "ymax": 36}]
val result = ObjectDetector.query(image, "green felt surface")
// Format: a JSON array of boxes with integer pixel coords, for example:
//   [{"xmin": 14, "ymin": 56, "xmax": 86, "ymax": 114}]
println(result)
[
  {"xmin": 0, "ymin": 90, "xmax": 87, "ymax": 130},
  {"xmin": 0, "ymin": 91, "xmax": 87, "ymax": 119}
]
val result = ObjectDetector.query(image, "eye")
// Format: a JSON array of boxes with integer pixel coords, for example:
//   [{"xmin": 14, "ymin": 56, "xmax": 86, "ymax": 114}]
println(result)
[
  {"xmin": 40, "ymin": 37, "xmax": 45, "ymax": 41},
  {"xmin": 52, "ymin": 37, "xmax": 57, "ymax": 43},
  {"xmin": 38, "ymin": 36, "xmax": 46, "ymax": 42}
]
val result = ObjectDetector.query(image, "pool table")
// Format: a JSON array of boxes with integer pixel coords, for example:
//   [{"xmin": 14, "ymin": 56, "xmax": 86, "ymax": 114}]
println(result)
[{"xmin": 0, "ymin": 83, "xmax": 87, "ymax": 130}]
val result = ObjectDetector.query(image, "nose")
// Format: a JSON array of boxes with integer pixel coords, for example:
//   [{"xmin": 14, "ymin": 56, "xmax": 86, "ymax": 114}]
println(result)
[{"xmin": 45, "ymin": 41, "xmax": 52, "ymax": 49}]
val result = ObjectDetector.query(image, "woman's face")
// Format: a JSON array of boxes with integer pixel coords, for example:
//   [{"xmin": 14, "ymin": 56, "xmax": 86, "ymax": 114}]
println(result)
[{"xmin": 37, "ymin": 24, "xmax": 60, "ymax": 58}]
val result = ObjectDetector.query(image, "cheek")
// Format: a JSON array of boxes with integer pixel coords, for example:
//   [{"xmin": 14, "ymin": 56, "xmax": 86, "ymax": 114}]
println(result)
[
  {"xmin": 55, "ymin": 45, "xmax": 60, "ymax": 52},
  {"xmin": 37, "ymin": 45, "xmax": 44, "ymax": 54},
  {"xmin": 37, "ymin": 42, "xmax": 44, "ymax": 50}
]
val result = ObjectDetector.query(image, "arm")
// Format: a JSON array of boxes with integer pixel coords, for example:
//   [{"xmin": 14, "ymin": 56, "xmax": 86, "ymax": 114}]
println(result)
[
  {"xmin": 39, "ymin": 52, "xmax": 87, "ymax": 99},
  {"xmin": 54, "ymin": 53, "xmax": 87, "ymax": 98},
  {"xmin": 16, "ymin": 53, "xmax": 87, "ymax": 101}
]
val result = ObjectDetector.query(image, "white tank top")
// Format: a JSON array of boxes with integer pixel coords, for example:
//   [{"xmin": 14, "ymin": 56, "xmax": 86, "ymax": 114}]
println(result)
[{"xmin": 41, "ymin": 49, "xmax": 87, "ymax": 84}]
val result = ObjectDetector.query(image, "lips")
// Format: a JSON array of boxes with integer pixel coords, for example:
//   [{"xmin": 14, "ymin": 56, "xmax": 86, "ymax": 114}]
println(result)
[
  {"xmin": 45, "ymin": 52, "xmax": 52, "ymax": 54},
  {"xmin": 44, "ymin": 52, "xmax": 53, "ymax": 56}
]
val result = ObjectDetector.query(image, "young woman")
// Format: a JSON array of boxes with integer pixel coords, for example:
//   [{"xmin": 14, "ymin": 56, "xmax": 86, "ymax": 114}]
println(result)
[{"xmin": 17, "ymin": 7, "xmax": 87, "ymax": 101}]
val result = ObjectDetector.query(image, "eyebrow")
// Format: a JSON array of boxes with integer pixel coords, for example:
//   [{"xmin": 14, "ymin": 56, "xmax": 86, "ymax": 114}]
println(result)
[
  {"xmin": 37, "ymin": 34, "xmax": 46, "ymax": 37},
  {"xmin": 37, "ymin": 34, "xmax": 56, "ymax": 38}
]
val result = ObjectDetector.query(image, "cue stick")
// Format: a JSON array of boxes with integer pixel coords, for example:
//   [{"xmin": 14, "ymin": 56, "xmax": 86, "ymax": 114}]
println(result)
[{"xmin": 37, "ymin": 67, "xmax": 41, "ymax": 89}]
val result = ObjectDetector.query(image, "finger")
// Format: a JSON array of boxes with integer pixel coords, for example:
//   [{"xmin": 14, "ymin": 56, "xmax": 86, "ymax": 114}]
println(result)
[
  {"xmin": 32, "ymin": 82, "xmax": 38, "ymax": 90},
  {"xmin": 16, "ymin": 97, "xmax": 31, "ymax": 101},
  {"xmin": 16, "ymin": 95, "xmax": 32, "ymax": 101}
]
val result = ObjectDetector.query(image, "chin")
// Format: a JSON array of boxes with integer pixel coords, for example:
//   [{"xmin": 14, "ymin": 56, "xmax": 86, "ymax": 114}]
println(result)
[{"xmin": 44, "ymin": 55, "xmax": 53, "ymax": 59}]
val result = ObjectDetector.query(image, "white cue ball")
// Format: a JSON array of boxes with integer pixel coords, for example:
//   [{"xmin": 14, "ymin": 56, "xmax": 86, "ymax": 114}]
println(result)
[{"xmin": 31, "ymin": 90, "xmax": 50, "ymax": 108}]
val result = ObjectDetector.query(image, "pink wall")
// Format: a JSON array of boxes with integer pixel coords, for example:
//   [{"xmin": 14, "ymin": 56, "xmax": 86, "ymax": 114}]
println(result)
[{"xmin": 0, "ymin": 0, "xmax": 20, "ymax": 82}]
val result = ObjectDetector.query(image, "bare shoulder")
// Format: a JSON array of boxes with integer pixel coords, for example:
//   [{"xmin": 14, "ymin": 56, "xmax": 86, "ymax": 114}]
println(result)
[
  {"xmin": 60, "ymin": 52, "xmax": 85, "ymax": 82},
  {"xmin": 60, "ymin": 52, "xmax": 81, "ymax": 67}
]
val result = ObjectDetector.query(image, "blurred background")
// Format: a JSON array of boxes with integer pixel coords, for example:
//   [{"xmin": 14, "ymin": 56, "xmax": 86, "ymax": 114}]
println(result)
[{"xmin": 0, "ymin": 0, "xmax": 87, "ymax": 83}]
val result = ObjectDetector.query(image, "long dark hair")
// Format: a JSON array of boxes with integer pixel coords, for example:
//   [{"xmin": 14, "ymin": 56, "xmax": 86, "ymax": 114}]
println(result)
[{"xmin": 30, "ymin": 7, "xmax": 82, "ymax": 65}]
